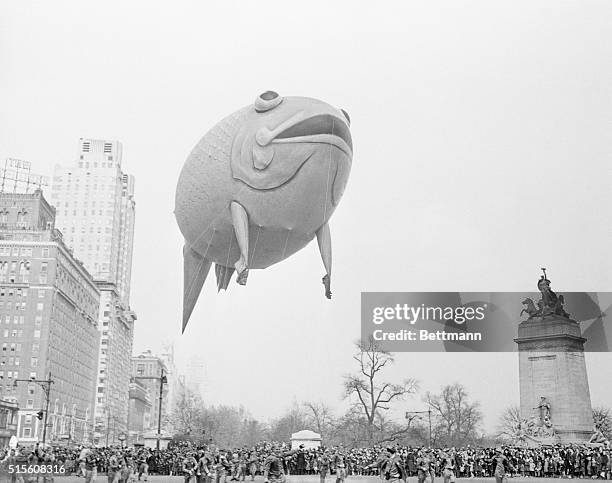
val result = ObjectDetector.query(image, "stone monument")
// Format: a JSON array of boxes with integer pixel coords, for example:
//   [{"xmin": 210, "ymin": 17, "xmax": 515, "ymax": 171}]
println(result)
[{"xmin": 515, "ymin": 269, "xmax": 594, "ymax": 443}]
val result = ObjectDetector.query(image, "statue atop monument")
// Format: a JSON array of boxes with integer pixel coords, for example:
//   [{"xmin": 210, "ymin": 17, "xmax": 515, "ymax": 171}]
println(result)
[
  {"xmin": 534, "ymin": 396, "xmax": 551, "ymax": 423},
  {"xmin": 520, "ymin": 268, "xmax": 570, "ymax": 319}
]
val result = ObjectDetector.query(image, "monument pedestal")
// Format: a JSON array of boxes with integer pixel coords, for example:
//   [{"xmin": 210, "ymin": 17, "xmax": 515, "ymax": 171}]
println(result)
[{"xmin": 515, "ymin": 316, "xmax": 593, "ymax": 443}]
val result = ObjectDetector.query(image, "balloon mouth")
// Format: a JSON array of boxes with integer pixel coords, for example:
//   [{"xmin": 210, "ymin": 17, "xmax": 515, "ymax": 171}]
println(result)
[{"xmin": 272, "ymin": 114, "xmax": 353, "ymax": 156}]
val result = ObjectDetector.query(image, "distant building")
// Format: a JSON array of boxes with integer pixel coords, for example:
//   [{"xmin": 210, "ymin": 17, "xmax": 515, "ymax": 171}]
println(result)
[
  {"xmin": 131, "ymin": 351, "xmax": 171, "ymax": 436},
  {"xmin": 184, "ymin": 355, "xmax": 207, "ymax": 398},
  {"xmin": 0, "ymin": 190, "xmax": 100, "ymax": 444},
  {"xmin": 0, "ymin": 398, "xmax": 18, "ymax": 447},
  {"xmin": 50, "ymin": 139, "xmax": 136, "ymax": 444},
  {"xmin": 159, "ymin": 344, "xmax": 185, "ymax": 433},
  {"xmin": 127, "ymin": 379, "xmax": 151, "ymax": 445}
]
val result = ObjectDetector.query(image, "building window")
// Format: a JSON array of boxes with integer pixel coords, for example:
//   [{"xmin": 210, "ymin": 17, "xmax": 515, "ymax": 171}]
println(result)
[{"xmin": 26, "ymin": 399, "xmax": 33, "ymax": 409}]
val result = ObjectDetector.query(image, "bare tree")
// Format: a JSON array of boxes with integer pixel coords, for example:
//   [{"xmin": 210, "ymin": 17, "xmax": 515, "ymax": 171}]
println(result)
[
  {"xmin": 343, "ymin": 337, "xmax": 419, "ymax": 444},
  {"xmin": 496, "ymin": 405, "xmax": 524, "ymax": 443},
  {"xmin": 374, "ymin": 411, "xmax": 422, "ymax": 444},
  {"xmin": 268, "ymin": 400, "xmax": 307, "ymax": 442},
  {"xmin": 426, "ymin": 383, "xmax": 482, "ymax": 447},
  {"xmin": 303, "ymin": 401, "xmax": 336, "ymax": 439},
  {"xmin": 497, "ymin": 406, "xmax": 523, "ymax": 440},
  {"xmin": 170, "ymin": 386, "xmax": 204, "ymax": 436},
  {"xmin": 593, "ymin": 407, "xmax": 612, "ymax": 440}
]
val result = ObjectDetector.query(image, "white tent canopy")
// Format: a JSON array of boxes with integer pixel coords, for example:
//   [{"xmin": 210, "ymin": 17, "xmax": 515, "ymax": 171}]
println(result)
[{"xmin": 290, "ymin": 429, "xmax": 321, "ymax": 449}]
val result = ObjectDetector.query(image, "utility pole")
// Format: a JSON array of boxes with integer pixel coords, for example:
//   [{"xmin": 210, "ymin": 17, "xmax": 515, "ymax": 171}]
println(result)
[
  {"xmin": 14, "ymin": 372, "xmax": 53, "ymax": 445},
  {"xmin": 405, "ymin": 408, "xmax": 433, "ymax": 447}
]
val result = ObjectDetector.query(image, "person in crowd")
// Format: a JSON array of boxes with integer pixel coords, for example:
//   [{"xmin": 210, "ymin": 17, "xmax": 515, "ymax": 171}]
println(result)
[
  {"xmin": 382, "ymin": 447, "xmax": 406, "ymax": 483},
  {"xmin": 441, "ymin": 449, "xmax": 455, "ymax": 483},
  {"xmin": 491, "ymin": 447, "xmax": 514, "ymax": 483},
  {"xmin": 107, "ymin": 449, "xmax": 122, "ymax": 483},
  {"xmin": 137, "ymin": 449, "xmax": 150, "ymax": 481},
  {"xmin": 416, "ymin": 448, "xmax": 435, "ymax": 483},
  {"xmin": 182, "ymin": 451, "xmax": 199, "ymax": 483},
  {"xmin": 247, "ymin": 450, "xmax": 259, "ymax": 481},
  {"xmin": 332, "ymin": 448, "xmax": 347, "ymax": 483},
  {"xmin": 82, "ymin": 446, "xmax": 98, "ymax": 483},
  {"xmin": 317, "ymin": 449, "xmax": 331, "ymax": 483},
  {"xmin": 263, "ymin": 449, "xmax": 287, "ymax": 483}
]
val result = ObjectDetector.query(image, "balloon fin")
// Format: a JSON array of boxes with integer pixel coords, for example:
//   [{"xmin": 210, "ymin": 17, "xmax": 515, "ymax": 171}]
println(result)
[
  {"xmin": 183, "ymin": 245, "xmax": 212, "ymax": 333},
  {"xmin": 215, "ymin": 264, "xmax": 235, "ymax": 291}
]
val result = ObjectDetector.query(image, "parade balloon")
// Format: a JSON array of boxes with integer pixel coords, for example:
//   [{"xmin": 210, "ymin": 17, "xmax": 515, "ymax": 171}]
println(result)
[{"xmin": 175, "ymin": 91, "xmax": 353, "ymax": 331}]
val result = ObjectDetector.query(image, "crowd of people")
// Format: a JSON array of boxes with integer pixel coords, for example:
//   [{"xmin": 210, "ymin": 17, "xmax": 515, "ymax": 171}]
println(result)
[{"xmin": 0, "ymin": 440, "xmax": 610, "ymax": 482}]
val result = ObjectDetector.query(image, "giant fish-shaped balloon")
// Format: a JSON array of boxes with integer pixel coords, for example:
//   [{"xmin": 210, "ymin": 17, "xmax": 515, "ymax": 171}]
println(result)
[{"xmin": 175, "ymin": 91, "xmax": 353, "ymax": 332}]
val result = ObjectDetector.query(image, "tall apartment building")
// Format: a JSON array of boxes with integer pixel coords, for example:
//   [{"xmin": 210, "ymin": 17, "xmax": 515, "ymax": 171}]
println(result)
[
  {"xmin": 0, "ymin": 190, "xmax": 100, "ymax": 444},
  {"xmin": 50, "ymin": 139, "xmax": 136, "ymax": 444}
]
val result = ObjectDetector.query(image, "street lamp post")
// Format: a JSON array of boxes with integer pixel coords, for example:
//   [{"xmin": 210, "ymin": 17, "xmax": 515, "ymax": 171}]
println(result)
[
  {"xmin": 405, "ymin": 409, "xmax": 432, "ymax": 447},
  {"xmin": 14, "ymin": 372, "xmax": 54, "ymax": 445},
  {"xmin": 156, "ymin": 368, "xmax": 167, "ymax": 450},
  {"xmin": 106, "ymin": 411, "xmax": 111, "ymax": 447}
]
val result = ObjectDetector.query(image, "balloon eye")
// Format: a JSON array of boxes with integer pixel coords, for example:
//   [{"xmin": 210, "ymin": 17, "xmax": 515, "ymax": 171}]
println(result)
[
  {"xmin": 341, "ymin": 109, "xmax": 351, "ymax": 126},
  {"xmin": 261, "ymin": 91, "xmax": 278, "ymax": 100},
  {"xmin": 255, "ymin": 91, "xmax": 283, "ymax": 112}
]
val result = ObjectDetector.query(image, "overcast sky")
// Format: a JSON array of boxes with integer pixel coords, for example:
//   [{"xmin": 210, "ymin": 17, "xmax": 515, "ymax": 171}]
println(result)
[{"xmin": 1, "ymin": 1, "xmax": 611, "ymax": 433}]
